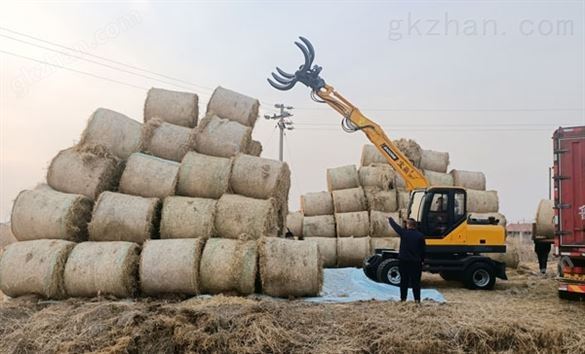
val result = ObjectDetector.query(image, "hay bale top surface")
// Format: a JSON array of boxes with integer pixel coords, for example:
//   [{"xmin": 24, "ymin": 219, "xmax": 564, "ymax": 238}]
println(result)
[
  {"xmin": 144, "ymin": 87, "xmax": 199, "ymax": 128},
  {"xmin": 207, "ymin": 86, "xmax": 260, "ymax": 128}
]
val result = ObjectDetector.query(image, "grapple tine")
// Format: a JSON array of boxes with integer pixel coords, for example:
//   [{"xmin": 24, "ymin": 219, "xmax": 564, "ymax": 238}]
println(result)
[
  {"xmin": 267, "ymin": 78, "xmax": 296, "ymax": 91},
  {"xmin": 276, "ymin": 67, "xmax": 295, "ymax": 79},
  {"xmin": 294, "ymin": 41, "xmax": 311, "ymax": 71},
  {"xmin": 299, "ymin": 36, "xmax": 314, "ymax": 64},
  {"xmin": 271, "ymin": 72, "xmax": 293, "ymax": 85}
]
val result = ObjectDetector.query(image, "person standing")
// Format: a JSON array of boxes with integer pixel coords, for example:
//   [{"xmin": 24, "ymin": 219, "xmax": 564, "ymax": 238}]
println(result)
[
  {"xmin": 388, "ymin": 217, "xmax": 426, "ymax": 303},
  {"xmin": 534, "ymin": 241, "xmax": 552, "ymax": 274}
]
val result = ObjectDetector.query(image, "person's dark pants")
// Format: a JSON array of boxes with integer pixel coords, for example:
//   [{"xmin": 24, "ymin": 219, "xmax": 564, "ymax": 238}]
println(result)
[
  {"xmin": 535, "ymin": 242, "xmax": 552, "ymax": 273},
  {"xmin": 399, "ymin": 260, "xmax": 422, "ymax": 301}
]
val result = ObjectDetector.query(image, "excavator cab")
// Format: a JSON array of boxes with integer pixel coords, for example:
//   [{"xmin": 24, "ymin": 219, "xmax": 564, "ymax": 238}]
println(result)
[{"xmin": 409, "ymin": 188, "xmax": 467, "ymax": 237}]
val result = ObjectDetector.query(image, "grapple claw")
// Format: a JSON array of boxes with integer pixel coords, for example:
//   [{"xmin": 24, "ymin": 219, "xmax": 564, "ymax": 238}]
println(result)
[
  {"xmin": 267, "ymin": 78, "xmax": 296, "ymax": 91},
  {"xmin": 271, "ymin": 72, "xmax": 292, "ymax": 85},
  {"xmin": 276, "ymin": 67, "xmax": 295, "ymax": 79},
  {"xmin": 295, "ymin": 41, "xmax": 312, "ymax": 71}
]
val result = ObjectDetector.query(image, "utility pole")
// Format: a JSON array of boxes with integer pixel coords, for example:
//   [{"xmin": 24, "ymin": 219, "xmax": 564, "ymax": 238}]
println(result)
[{"xmin": 264, "ymin": 104, "xmax": 294, "ymax": 161}]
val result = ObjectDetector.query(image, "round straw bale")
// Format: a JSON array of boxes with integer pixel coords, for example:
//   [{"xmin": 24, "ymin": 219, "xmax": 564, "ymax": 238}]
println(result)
[
  {"xmin": 230, "ymin": 154, "xmax": 290, "ymax": 200},
  {"xmin": 326, "ymin": 165, "xmax": 359, "ymax": 191},
  {"xmin": 394, "ymin": 175, "xmax": 408, "ymax": 191},
  {"xmin": 259, "ymin": 237, "xmax": 322, "ymax": 297},
  {"xmin": 336, "ymin": 237, "xmax": 371, "ymax": 268},
  {"xmin": 206, "ymin": 86, "xmax": 260, "ymax": 128},
  {"xmin": 370, "ymin": 211, "xmax": 400, "ymax": 237},
  {"xmin": 0, "ymin": 240, "xmax": 75, "ymax": 299},
  {"xmin": 89, "ymin": 192, "xmax": 159, "ymax": 243},
  {"xmin": 534, "ymin": 199, "xmax": 554, "ymax": 237},
  {"xmin": 468, "ymin": 212, "xmax": 507, "ymax": 226},
  {"xmin": 306, "ymin": 237, "xmax": 337, "ymax": 268},
  {"xmin": 370, "ymin": 237, "xmax": 400, "ymax": 251},
  {"xmin": 11, "ymin": 189, "xmax": 93, "ymax": 242},
  {"xmin": 336, "ymin": 211, "xmax": 370, "ymax": 237},
  {"xmin": 399, "ymin": 208, "xmax": 409, "ymax": 222},
  {"xmin": 419, "ymin": 149, "xmax": 449, "ymax": 173},
  {"xmin": 199, "ymin": 238, "xmax": 257, "ymax": 295},
  {"xmin": 286, "ymin": 211, "xmax": 303, "ymax": 236},
  {"xmin": 303, "ymin": 215, "xmax": 336, "ymax": 238},
  {"xmin": 140, "ymin": 239, "xmax": 204, "ymax": 296},
  {"xmin": 467, "ymin": 190, "xmax": 499, "ymax": 213},
  {"xmin": 358, "ymin": 164, "xmax": 394, "ymax": 190},
  {"xmin": 47, "ymin": 145, "xmax": 123, "ymax": 200},
  {"xmin": 215, "ymin": 194, "xmax": 277, "ymax": 239},
  {"xmin": 246, "ymin": 140, "xmax": 263, "ymax": 156},
  {"xmin": 0, "ymin": 223, "xmax": 17, "ymax": 250},
  {"xmin": 141, "ymin": 118, "xmax": 195, "ymax": 162},
  {"xmin": 332, "ymin": 187, "xmax": 367, "ymax": 213},
  {"xmin": 486, "ymin": 244, "xmax": 520, "ymax": 269},
  {"xmin": 119, "ymin": 153, "xmax": 180, "ymax": 198},
  {"xmin": 397, "ymin": 191, "xmax": 411, "ymax": 210},
  {"xmin": 79, "ymin": 108, "xmax": 142, "ymax": 159},
  {"xmin": 64, "ymin": 241, "xmax": 139, "ymax": 298},
  {"xmin": 195, "ymin": 115, "xmax": 252, "ymax": 158},
  {"xmin": 360, "ymin": 144, "xmax": 388, "ymax": 166},
  {"xmin": 160, "ymin": 196, "xmax": 217, "ymax": 239},
  {"xmin": 450, "ymin": 170, "xmax": 486, "ymax": 190},
  {"xmin": 177, "ymin": 152, "xmax": 232, "ymax": 199},
  {"xmin": 393, "ymin": 138, "xmax": 422, "ymax": 167},
  {"xmin": 144, "ymin": 87, "xmax": 198, "ymax": 128},
  {"xmin": 424, "ymin": 170, "xmax": 454, "ymax": 186},
  {"xmin": 301, "ymin": 191, "xmax": 334, "ymax": 216},
  {"xmin": 364, "ymin": 187, "xmax": 398, "ymax": 212}
]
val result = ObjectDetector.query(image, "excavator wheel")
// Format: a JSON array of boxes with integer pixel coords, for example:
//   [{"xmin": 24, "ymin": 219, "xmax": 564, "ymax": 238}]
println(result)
[
  {"xmin": 376, "ymin": 259, "xmax": 401, "ymax": 287},
  {"xmin": 463, "ymin": 262, "xmax": 496, "ymax": 290}
]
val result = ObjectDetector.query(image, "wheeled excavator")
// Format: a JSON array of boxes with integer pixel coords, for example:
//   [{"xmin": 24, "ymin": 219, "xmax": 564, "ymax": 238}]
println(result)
[{"xmin": 268, "ymin": 37, "xmax": 507, "ymax": 290}]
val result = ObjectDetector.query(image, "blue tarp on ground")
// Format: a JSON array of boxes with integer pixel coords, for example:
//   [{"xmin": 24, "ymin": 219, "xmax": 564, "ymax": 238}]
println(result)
[{"xmin": 305, "ymin": 268, "xmax": 445, "ymax": 303}]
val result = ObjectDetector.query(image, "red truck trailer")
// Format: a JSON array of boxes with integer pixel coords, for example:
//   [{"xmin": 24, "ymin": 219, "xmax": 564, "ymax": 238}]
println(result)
[{"xmin": 553, "ymin": 126, "xmax": 585, "ymax": 299}]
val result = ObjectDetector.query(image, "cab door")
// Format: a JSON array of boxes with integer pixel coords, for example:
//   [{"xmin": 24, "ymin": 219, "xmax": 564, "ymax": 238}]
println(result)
[{"xmin": 419, "ymin": 189, "xmax": 467, "ymax": 238}]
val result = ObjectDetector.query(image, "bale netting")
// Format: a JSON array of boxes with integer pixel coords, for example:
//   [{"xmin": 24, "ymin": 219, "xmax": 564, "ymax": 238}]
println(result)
[
  {"xmin": 177, "ymin": 152, "xmax": 232, "ymax": 199},
  {"xmin": 450, "ymin": 170, "xmax": 486, "ymax": 190},
  {"xmin": 336, "ymin": 211, "xmax": 369, "ymax": 237},
  {"xmin": 397, "ymin": 191, "xmax": 411, "ymax": 210},
  {"xmin": 337, "ymin": 237, "xmax": 371, "ymax": 268},
  {"xmin": 469, "ymin": 212, "xmax": 507, "ymax": 227},
  {"xmin": 259, "ymin": 237, "xmax": 322, "ymax": 297},
  {"xmin": 424, "ymin": 170, "xmax": 454, "ymax": 186},
  {"xmin": 358, "ymin": 164, "xmax": 394, "ymax": 190},
  {"xmin": 301, "ymin": 191, "xmax": 334, "ymax": 216},
  {"xmin": 364, "ymin": 187, "xmax": 397, "ymax": 212},
  {"xmin": 370, "ymin": 211, "xmax": 400, "ymax": 237},
  {"xmin": 486, "ymin": 244, "xmax": 520, "ymax": 269},
  {"xmin": 332, "ymin": 187, "xmax": 367, "ymax": 213},
  {"xmin": 326, "ymin": 165, "xmax": 359, "ymax": 191},
  {"xmin": 79, "ymin": 108, "xmax": 143, "ymax": 159},
  {"xmin": 89, "ymin": 192, "xmax": 160, "ymax": 243},
  {"xmin": 140, "ymin": 239, "xmax": 204, "ymax": 296},
  {"xmin": 306, "ymin": 237, "xmax": 337, "ymax": 268},
  {"xmin": 206, "ymin": 86, "xmax": 260, "ymax": 128},
  {"xmin": 467, "ymin": 190, "xmax": 499, "ymax": 213},
  {"xmin": 370, "ymin": 237, "xmax": 400, "ymax": 251},
  {"xmin": 0, "ymin": 240, "xmax": 75, "ymax": 299},
  {"xmin": 141, "ymin": 118, "xmax": 194, "ymax": 162},
  {"xmin": 215, "ymin": 194, "xmax": 278, "ymax": 239},
  {"xmin": 47, "ymin": 145, "xmax": 123, "ymax": 200},
  {"xmin": 360, "ymin": 144, "xmax": 388, "ymax": 166},
  {"xmin": 303, "ymin": 215, "xmax": 336, "ymax": 238},
  {"xmin": 119, "ymin": 152, "xmax": 180, "ymax": 199},
  {"xmin": 246, "ymin": 140, "xmax": 263, "ymax": 157},
  {"xmin": 199, "ymin": 238, "xmax": 257, "ymax": 295},
  {"xmin": 534, "ymin": 199, "xmax": 554, "ymax": 237},
  {"xmin": 419, "ymin": 149, "xmax": 450, "ymax": 173},
  {"xmin": 195, "ymin": 115, "xmax": 252, "ymax": 158},
  {"xmin": 11, "ymin": 189, "xmax": 93, "ymax": 242},
  {"xmin": 160, "ymin": 196, "xmax": 216, "ymax": 239},
  {"xmin": 286, "ymin": 211, "xmax": 303, "ymax": 236},
  {"xmin": 144, "ymin": 87, "xmax": 199, "ymax": 128},
  {"xmin": 64, "ymin": 241, "xmax": 139, "ymax": 298}
]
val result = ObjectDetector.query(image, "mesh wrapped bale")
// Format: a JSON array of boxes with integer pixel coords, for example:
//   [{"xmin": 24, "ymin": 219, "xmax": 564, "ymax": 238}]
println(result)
[
  {"xmin": 486, "ymin": 244, "xmax": 520, "ymax": 269},
  {"xmin": 306, "ymin": 237, "xmax": 337, "ymax": 268},
  {"xmin": 534, "ymin": 199, "xmax": 554, "ymax": 237},
  {"xmin": 195, "ymin": 115, "xmax": 252, "ymax": 158},
  {"xmin": 364, "ymin": 187, "xmax": 397, "ymax": 212},
  {"xmin": 327, "ymin": 165, "xmax": 360, "ymax": 191},
  {"xmin": 47, "ymin": 145, "xmax": 123, "ymax": 200},
  {"xmin": 370, "ymin": 237, "xmax": 400, "ymax": 251},
  {"xmin": 467, "ymin": 190, "xmax": 499, "ymax": 213},
  {"xmin": 0, "ymin": 240, "xmax": 75, "ymax": 299},
  {"xmin": 79, "ymin": 108, "xmax": 142, "ymax": 159},
  {"xmin": 215, "ymin": 194, "xmax": 278, "ymax": 239},
  {"xmin": 119, "ymin": 153, "xmax": 179, "ymax": 198},
  {"xmin": 144, "ymin": 87, "xmax": 198, "ymax": 128},
  {"xmin": 89, "ymin": 192, "xmax": 159, "ymax": 243},
  {"xmin": 424, "ymin": 170, "xmax": 454, "ymax": 186},
  {"xmin": 301, "ymin": 191, "xmax": 334, "ymax": 216},
  {"xmin": 397, "ymin": 191, "xmax": 411, "ymax": 210},
  {"xmin": 207, "ymin": 86, "xmax": 260, "ymax": 128},
  {"xmin": 141, "ymin": 118, "xmax": 194, "ymax": 162},
  {"xmin": 160, "ymin": 196, "xmax": 216, "ymax": 239},
  {"xmin": 199, "ymin": 238, "xmax": 257, "ymax": 295},
  {"xmin": 337, "ymin": 237, "xmax": 371, "ymax": 268},
  {"xmin": 336, "ymin": 211, "xmax": 370, "ymax": 237},
  {"xmin": 419, "ymin": 149, "xmax": 449, "ymax": 173},
  {"xmin": 360, "ymin": 145, "xmax": 388, "ymax": 166},
  {"xmin": 332, "ymin": 187, "xmax": 367, "ymax": 213},
  {"xmin": 370, "ymin": 211, "xmax": 400, "ymax": 237},
  {"xmin": 303, "ymin": 215, "xmax": 336, "ymax": 238},
  {"xmin": 0, "ymin": 223, "xmax": 17, "ymax": 250},
  {"xmin": 358, "ymin": 164, "xmax": 394, "ymax": 190},
  {"xmin": 450, "ymin": 170, "xmax": 486, "ymax": 190},
  {"xmin": 64, "ymin": 241, "xmax": 139, "ymax": 298},
  {"xmin": 247, "ymin": 140, "xmax": 263, "ymax": 156},
  {"xmin": 286, "ymin": 211, "xmax": 303, "ymax": 236},
  {"xmin": 259, "ymin": 237, "xmax": 322, "ymax": 297},
  {"xmin": 393, "ymin": 138, "xmax": 422, "ymax": 167},
  {"xmin": 177, "ymin": 152, "xmax": 232, "ymax": 199},
  {"xmin": 469, "ymin": 212, "xmax": 507, "ymax": 227},
  {"xmin": 140, "ymin": 239, "xmax": 204, "ymax": 296}
]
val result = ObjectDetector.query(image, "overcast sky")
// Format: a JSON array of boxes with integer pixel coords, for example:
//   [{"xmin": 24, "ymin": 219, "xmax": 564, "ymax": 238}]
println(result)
[{"xmin": 0, "ymin": 1, "xmax": 583, "ymax": 223}]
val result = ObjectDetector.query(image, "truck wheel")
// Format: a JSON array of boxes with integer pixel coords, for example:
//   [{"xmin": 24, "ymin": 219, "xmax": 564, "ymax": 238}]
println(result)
[
  {"xmin": 439, "ymin": 271, "xmax": 461, "ymax": 281},
  {"xmin": 464, "ymin": 263, "xmax": 496, "ymax": 290},
  {"xmin": 376, "ymin": 259, "xmax": 401, "ymax": 287}
]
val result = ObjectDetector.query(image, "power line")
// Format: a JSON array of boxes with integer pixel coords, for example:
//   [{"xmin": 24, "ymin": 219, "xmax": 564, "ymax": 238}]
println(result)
[
  {"xmin": 294, "ymin": 122, "xmax": 580, "ymax": 127},
  {"xmin": 293, "ymin": 106, "xmax": 585, "ymax": 112}
]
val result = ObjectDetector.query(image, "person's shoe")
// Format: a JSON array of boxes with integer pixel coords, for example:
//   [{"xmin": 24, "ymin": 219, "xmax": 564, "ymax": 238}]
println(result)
[{"xmin": 540, "ymin": 269, "xmax": 546, "ymax": 275}]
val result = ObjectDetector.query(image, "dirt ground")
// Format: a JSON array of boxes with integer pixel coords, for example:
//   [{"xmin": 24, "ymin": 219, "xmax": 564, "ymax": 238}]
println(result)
[{"xmin": 1, "ymin": 260, "xmax": 584, "ymax": 354}]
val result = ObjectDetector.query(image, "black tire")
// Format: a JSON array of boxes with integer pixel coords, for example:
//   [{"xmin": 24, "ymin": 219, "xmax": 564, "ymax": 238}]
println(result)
[
  {"xmin": 439, "ymin": 271, "xmax": 462, "ymax": 281},
  {"xmin": 376, "ymin": 259, "xmax": 401, "ymax": 287},
  {"xmin": 463, "ymin": 262, "xmax": 496, "ymax": 290},
  {"xmin": 363, "ymin": 255, "xmax": 380, "ymax": 281}
]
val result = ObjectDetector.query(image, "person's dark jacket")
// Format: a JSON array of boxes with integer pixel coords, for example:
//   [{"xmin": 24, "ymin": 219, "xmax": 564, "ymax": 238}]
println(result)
[{"xmin": 388, "ymin": 218, "xmax": 426, "ymax": 263}]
